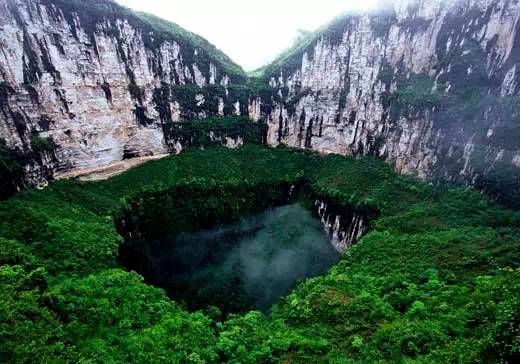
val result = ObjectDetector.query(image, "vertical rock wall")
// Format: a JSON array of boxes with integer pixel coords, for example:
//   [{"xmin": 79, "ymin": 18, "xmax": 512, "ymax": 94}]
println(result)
[
  {"xmin": 313, "ymin": 198, "xmax": 373, "ymax": 252},
  {"xmin": 1, "ymin": 0, "xmax": 520, "ymax": 207},
  {"xmin": 0, "ymin": 0, "xmax": 248, "ymax": 183},
  {"xmin": 260, "ymin": 0, "xmax": 520, "ymax": 207}
]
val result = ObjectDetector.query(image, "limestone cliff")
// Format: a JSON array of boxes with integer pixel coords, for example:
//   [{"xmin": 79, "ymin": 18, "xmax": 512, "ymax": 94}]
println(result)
[
  {"xmin": 0, "ymin": 0, "xmax": 249, "ymax": 184},
  {"xmin": 1, "ymin": 0, "xmax": 520, "ymax": 207},
  {"xmin": 258, "ymin": 0, "xmax": 520, "ymax": 207}
]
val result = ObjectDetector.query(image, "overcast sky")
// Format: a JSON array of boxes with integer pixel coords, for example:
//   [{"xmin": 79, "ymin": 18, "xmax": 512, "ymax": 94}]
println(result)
[{"xmin": 115, "ymin": 0, "xmax": 383, "ymax": 71}]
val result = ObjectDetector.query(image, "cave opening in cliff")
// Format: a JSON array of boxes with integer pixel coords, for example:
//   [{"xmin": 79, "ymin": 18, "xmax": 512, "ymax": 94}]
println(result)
[{"xmin": 118, "ymin": 203, "xmax": 341, "ymax": 314}]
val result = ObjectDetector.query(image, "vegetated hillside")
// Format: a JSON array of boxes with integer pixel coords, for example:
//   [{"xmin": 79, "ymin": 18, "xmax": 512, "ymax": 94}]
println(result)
[
  {"xmin": 41, "ymin": 0, "xmax": 245, "ymax": 80},
  {"xmin": 0, "ymin": 140, "xmax": 24, "ymax": 198},
  {"xmin": 3, "ymin": 0, "xmax": 520, "ymax": 215},
  {"xmin": 0, "ymin": 144, "xmax": 519, "ymax": 362},
  {"xmin": 257, "ymin": 13, "xmax": 356, "ymax": 79}
]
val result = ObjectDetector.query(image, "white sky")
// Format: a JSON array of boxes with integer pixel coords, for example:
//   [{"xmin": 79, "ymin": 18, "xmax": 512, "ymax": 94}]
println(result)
[{"xmin": 115, "ymin": 0, "xmax": 384, "ymax": 71}]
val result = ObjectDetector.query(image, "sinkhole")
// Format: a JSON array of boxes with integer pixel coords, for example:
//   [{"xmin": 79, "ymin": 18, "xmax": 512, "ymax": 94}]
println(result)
[{"xmin": 118, "ymin": 203, "xmax": 341, "ymax": 314}]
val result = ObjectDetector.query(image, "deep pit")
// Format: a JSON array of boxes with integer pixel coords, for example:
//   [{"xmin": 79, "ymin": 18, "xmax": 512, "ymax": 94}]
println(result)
[{"xmin": 119, "ymin": 204, "xmax": 341, "ymax": 314}]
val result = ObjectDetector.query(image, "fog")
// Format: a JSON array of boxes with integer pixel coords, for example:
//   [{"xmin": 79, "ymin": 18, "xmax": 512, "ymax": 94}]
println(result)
[
  {"xmin": 145, "ymin": 204, "xmax": 340, "ymax": 313},
  {"xmin": 116, "ymin": 0, "xmax": 385, "ymax": 70}
]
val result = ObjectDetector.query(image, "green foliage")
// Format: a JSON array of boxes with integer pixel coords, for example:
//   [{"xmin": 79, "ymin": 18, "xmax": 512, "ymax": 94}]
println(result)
[
  {"xmin": 48, "ymin": 269, "xmax": 218, "ymax": 363},
  {"xmin": 473, "ymin": 158, "xmax": 520, "ymax": 210},
  {"xmin": 163, "ymin": 117, "xmax": 267, "ymax": 148},
  {"xmin": 0, "ymin": 265, "xmax": 66, "ymax": 362},
  {"xmin": 173, "ymin": 84, "xmax": 211, "ymax": 111},
  {"xmin": 0, "ymin": 144, "xmax": 519, "ymax": 362},
  {"xmin": 162, "ymin": 83, "xmax": 277, "ymax": 119},
  {"xmin": 29, "ymin": 135, "xmax": 54, "ymax": 154},
  {"xmin": 382, "ymin": 74, "xmax": 445, "ymax": 118},
  {"xmin": 40, "ymin": 0, "xmax": 245, "ymax": 82},
  {"xmin": 0, "ymin": 139, "xmax": 23, "ymax": 200},
  {"xmin": 242, "ymin": 77, "xmax": 279, "ymax": 100},
  {"xmin": 168, "ymin": 85, "xmax": 227, "ymax": 118},
  {"xmin": 260, "ymin": 14, "xmax": 354, "ymax": 78},
  {"xmin": 0, "ymin": 191, "xmax": 120, "ymax": 274},
  {"xmin": 218, "ymin": 312, "xmax": 329, "ymax": 363}
]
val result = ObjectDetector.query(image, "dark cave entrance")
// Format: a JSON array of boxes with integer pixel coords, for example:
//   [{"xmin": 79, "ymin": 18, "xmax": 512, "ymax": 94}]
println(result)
[{"xmin": 118, "ymin": 203, "xmax": 341, "ymax": 314}]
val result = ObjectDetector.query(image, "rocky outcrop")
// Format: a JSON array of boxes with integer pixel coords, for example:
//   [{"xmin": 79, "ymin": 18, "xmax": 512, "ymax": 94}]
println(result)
[
  {"xmin": 260, "ymin": 0, "xmax": 520, "ymax": 208},
  {"xmin": 1, "ymin": 0, "xmax": 520, "ymax": 207},
  {"xmin": 313, "ymin": 199, "xmax": 373, "ymax": 252},
  {"xmin": 0, "ymin": 0, "xmax": 248, "ymax": 183}
]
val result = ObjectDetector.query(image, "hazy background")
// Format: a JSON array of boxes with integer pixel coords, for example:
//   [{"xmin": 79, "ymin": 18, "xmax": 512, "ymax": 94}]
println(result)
[{"xmin": 116, "ymin": 0, "xmax": 383, "ymax": 71}]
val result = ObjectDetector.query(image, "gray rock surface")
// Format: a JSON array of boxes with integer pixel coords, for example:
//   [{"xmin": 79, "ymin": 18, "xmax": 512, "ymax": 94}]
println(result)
[
  {"xmin": 0, "ymin": 0, "xmax": 245, "ymax": 181},
  {"xmin": 260, "ymin": 0, "xmax": 520, "ymax": 206},
  {"xmin": 1, "ymin": 0, "xmax": 519, "ymax": 206}
]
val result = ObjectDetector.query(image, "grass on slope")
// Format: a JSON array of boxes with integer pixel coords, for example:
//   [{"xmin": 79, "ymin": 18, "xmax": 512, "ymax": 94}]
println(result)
[
  {"xmin": 135, "ymin": 12, "xmax": 245, "ymax": 80},
  {"xmin": 0, "ymin": 145, "xmax": 519, "ymax": 363},
  {"xmin": 258, "ymin": 5, "xmax": 398, "ymax": 79},
  {"xmin": 39, "ymin": 0, "xmax": 245, "ymax": 81},
  {"xmin": 257, "ymin": 14, "xmax": 353, "ymax": 79}
]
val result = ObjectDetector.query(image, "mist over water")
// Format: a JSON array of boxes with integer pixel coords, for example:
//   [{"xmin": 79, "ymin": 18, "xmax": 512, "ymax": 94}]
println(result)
[{"xmin": 143, "ymin": 204, "xmax": 340, "ymax": 313}]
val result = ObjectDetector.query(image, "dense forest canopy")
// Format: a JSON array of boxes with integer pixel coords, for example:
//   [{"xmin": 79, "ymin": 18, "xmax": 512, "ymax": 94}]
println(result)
[
  {"xmin": 1, "ymin": 144, "xmax": 518, "ymax": 362},
  {"xmin": 1, "ymin": 0, "xmax": 520, "ymax": 362}
]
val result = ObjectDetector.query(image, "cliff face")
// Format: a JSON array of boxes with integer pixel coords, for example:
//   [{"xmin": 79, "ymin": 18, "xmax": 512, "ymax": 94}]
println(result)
[
  {"xmin": 0, "ymin": 0, "xmax": 248, "ymax": 183},
  {"xmin": 260, "ymin": 0, "xmax": 520, "ymax": 207},
  {"xmin": 1, "ymin": 0, "xmax": 519, "ymax": 206}
]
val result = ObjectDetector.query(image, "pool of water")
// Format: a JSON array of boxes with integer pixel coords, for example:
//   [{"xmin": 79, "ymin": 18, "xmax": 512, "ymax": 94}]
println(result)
[{"xmin": 120, "ymin": 204, "xmax": 341, "ymax": 314}]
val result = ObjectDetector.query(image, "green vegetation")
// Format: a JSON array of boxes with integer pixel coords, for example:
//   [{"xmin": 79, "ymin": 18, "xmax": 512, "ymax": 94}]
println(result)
[
  {"xmin": 234, "ymin": 77, "xmax": 280, "ymax": 105},
  {"xmin": 1, "ymin": 144, "xmax": 519, "ymax": 362},
  {"xmin": 29, "ymin": 135, "xmax": 55, "ymax": 154},
  {"xmin": 39, "ymin": 0, "xmax": 245, "ymax": 82},
  {"xmin": 0, "ymin": 140, "xmax": 23, "ymax": 200},
  {"xmin": 163, "ymin": 117, "xmax": 267, "ymax": 148},
  {"xmin": 381, "ymin": 74, "xmax": 445, "ymax": 120},
  {"xmin": 383, "ymin": 74, "xmax": 443, "ymax": 109},
  {"xmin": 259, "ymin": 14, "xmax": 354, "ymax": 78},
  {"xmin": 156, "ymin": 81, "xmax": 277, "ymax": 119},
  {"xmin": 170, "ymin": 84, "xmax": 226, "ymax": 118}
]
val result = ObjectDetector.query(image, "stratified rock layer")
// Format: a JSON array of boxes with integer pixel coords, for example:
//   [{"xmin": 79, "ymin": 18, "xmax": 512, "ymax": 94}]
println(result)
[
  {"xmin": 0, "ymin": 0, "xmax": 246, "ymax": 182},
  {"xmin": 261, "ymin": 0, "xmax": 520, "ymax": 206},
  {"xmin": 1, "ymin": 0, "xmax": 519, "ymax": 206}
]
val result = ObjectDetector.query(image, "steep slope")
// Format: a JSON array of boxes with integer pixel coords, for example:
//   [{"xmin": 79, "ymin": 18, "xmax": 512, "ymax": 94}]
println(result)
[
  {"xmin": 0, "ymin": 0, "xmax": 249, "ymax": 183},
  {"xmin": 1, "ymin": 0, "xmax": 520, "ymax": 208},
  {"xmin": 257, "ymin": 0, "xmax": 520, "ymax": 208}
]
